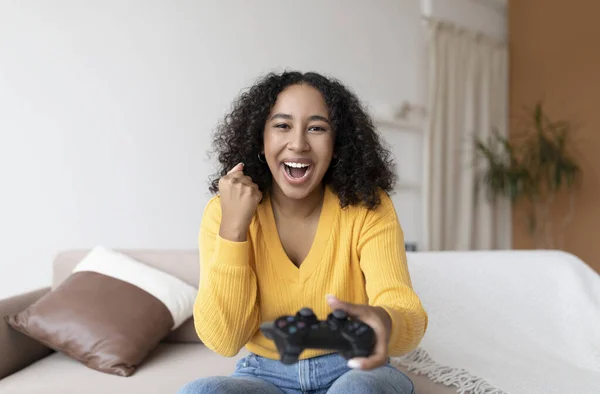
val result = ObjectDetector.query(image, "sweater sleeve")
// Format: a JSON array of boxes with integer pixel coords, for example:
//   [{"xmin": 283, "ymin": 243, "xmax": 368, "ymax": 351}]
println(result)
[
  {"xmin": 192, "ymin": 196, "xmax": 260, "ymax": 357},
  {"xmin": 357, "ymin": 191, "xmax": 428, "ymax": 357}
]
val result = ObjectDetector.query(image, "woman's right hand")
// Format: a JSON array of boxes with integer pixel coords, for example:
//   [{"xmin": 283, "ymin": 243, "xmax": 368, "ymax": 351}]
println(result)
[{"xmin": 218, "ymin": 163, "xmax": 262, "ymax": 242}]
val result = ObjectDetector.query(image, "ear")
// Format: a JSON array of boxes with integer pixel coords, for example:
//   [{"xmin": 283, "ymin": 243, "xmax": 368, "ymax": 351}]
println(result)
[
  {"xmin": 258, "ymin": 151, "xmax": 266, "ymax": 163},
  {"xmin": 331, "ymin": 155, "xmax": 340, "ymax": 168}
]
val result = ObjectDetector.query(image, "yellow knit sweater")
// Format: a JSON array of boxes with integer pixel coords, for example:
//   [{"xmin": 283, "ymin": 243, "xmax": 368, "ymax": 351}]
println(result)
[{"xmin": 193, "ymin": 186, "xmax": 428, "ymax": 360}]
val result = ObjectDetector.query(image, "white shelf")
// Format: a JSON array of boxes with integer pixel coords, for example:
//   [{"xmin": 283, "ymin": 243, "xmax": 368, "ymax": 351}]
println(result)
[
  {"xmin": 396, "ymin": 182, "xmax": 421, "ymax": 192},
  {"xmin": 375, "ymin": 119, "xmax": 423, "ymax": 133}
]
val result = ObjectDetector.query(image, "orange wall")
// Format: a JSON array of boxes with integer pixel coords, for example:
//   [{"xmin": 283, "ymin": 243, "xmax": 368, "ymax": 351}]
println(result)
[{"xmin": 509, "ymin": 1, "xmax": 600, "ymax": 272}]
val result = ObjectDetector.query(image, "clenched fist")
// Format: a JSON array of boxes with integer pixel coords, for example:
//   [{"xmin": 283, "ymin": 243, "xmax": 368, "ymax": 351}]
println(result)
[{"xmin": 218, "ymin": 163, "xmax": 262, "ymax": 242}]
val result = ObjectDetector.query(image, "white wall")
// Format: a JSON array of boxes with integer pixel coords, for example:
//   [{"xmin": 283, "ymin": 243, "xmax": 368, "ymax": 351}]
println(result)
[
  {"xmin": 0, "ymin": 0, "xmax": 427, "ymax": 298},
  {"xmin": 423, "ymin": 0, "xmax": 507, "ymax": 41}
]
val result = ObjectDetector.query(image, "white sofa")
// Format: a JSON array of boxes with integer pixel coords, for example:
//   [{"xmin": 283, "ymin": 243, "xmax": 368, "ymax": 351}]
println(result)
[{"xmin": 2, "ymin": 249, "xmax": 599, "ymax": 394}]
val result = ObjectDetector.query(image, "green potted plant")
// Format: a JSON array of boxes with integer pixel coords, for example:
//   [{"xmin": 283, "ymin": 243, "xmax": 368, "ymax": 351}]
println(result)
[{"xmin": 474, "ymin": 101, "xmax": 582, "ymax": 249}]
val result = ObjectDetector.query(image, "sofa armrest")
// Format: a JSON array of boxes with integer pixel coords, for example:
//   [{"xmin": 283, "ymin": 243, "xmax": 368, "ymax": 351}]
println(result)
[{"xmin": 0, "ymin": 287, "xmax": 54, "ymax": 380}]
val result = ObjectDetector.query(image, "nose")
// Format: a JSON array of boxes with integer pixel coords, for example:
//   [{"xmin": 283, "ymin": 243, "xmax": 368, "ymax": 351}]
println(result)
[{"xmin": 287, "ymin": 127, "xmax": 309, "ymax": 152}]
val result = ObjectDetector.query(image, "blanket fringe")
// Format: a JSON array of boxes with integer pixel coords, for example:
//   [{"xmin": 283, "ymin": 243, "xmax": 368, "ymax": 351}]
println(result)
[{"xmin": 392, "ymin": 348, "xmax": 507, "ymax": 394}]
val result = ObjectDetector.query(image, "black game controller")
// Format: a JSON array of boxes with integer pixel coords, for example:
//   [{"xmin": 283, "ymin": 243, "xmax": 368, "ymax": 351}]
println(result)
[{"xmin": 260, "ymin": 307, "xmax": 376, "ymax": 364}]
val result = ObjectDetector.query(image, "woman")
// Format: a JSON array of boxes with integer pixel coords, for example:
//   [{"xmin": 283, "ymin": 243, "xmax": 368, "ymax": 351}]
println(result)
[{"xmin": 179, "ymin": 71, "xmax": 428, "ymax": 394}]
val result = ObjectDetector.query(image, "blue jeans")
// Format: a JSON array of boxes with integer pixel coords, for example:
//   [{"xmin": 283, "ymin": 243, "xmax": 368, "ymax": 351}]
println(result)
[{"xmin": 177, "ymin": 352, "xmax": 414, "ymax": 394}]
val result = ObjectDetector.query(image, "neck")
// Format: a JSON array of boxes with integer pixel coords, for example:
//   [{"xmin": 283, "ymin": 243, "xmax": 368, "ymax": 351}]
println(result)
[{"xmin": 270, "ymin": 184, "xmax": 325, "ymax": 220}]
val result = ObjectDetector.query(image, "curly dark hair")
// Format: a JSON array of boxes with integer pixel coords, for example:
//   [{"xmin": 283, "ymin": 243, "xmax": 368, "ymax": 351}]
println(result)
[{"xmin": 208, "ymin": 70, "xmax": 397, "ymax": 209}]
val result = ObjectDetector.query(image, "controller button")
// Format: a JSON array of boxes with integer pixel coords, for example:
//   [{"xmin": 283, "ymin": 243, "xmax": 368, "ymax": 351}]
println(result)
[
  {"xmin": 289, "ymin": 326, "xmax": 297, "ymax": 334},
  {"xmin": 297, "ymin": 321, "xmax": 306, "ymax": 328},
  {"xmin": 277, "ymin": 320, "xmax": 287, "ymax": 328},
  {"xmin": 287, "ymin": 316, "xmax": 295, "ymax": 322}
]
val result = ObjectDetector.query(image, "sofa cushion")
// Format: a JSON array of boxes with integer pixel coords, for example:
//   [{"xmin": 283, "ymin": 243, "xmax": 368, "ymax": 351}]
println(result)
[
  {"xmin": 0, "ymin": 344, "xmax": 233, "ymax": 394},
  {"xmin": 164, "ymin": 318, "xmax": 200, "ymax": 343},
  {"xmin": 4, "ymin": 246, "xmax": 197, "ymax": 377},
  {"xmin": 0, "ymin": 287, "xmax": 54, "ymax": 380},
  {"xmin": 0, "ymin": 344, "xmax": 458, "ymax": 394}
]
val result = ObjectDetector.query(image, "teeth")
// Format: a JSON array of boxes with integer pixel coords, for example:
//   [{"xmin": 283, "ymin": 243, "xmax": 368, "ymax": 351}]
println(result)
[{"xmin": 284, "ymin": 162, "xmax": 310, "ymax": 168}]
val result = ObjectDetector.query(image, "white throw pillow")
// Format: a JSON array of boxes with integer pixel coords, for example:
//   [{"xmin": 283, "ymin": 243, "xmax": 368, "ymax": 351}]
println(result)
[{"xmin": 73, "ymin": 245, "xmax": 198, "ymax": 329}]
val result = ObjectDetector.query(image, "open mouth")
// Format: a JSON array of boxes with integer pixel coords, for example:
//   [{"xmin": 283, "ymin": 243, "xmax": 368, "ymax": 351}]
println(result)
[{"xmin": 283, "ymin": 162, "xmax": 311, "ymax": 179}]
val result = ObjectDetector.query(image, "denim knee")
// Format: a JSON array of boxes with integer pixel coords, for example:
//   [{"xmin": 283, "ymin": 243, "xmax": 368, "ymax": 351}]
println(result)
[
  {"xmin": 177, "ymin": 376, "xmax": 227, "ymax": 394},
  {"xmin": 328, "ymin": 366, "xmax": 414, "ymax": 394}
]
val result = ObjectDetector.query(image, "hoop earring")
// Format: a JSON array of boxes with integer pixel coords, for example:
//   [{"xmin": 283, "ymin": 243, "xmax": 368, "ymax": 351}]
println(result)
[
  {"xmin": 332, "ymin": 157, "xmax": 340, "ymax": 168},
  {"xmin": 258, "ymin": 152, "xmax": 266, "ymax": 163}
]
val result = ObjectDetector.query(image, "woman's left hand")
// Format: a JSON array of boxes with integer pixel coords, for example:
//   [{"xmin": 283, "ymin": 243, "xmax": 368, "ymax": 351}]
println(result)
[{"xmin": 326, "ymin": 294, "xmax": 392, "ymax": 371}]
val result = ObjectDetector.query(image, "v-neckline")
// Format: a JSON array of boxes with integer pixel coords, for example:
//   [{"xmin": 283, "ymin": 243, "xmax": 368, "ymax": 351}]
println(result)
[{"xmin": 257, "ymin": 185, "xmax": 338, "ymax": 281}]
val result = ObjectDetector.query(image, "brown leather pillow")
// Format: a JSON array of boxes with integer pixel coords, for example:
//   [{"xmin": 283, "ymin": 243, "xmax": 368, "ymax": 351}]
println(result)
[{"xmin": 4, "ymin": 246, "xmax": 197, "ymax": 377}]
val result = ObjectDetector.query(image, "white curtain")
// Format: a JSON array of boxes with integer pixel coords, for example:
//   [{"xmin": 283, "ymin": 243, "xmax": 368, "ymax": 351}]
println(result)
[{"xmin": 422, "ymin": 20, "xmax": 511, "ymax": 251}]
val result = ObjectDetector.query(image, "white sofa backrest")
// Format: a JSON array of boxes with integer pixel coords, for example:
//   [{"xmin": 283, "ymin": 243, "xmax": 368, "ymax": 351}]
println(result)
[{"xmin": 52, "ymin": 249, "xmax": 200, "ymax": 289}]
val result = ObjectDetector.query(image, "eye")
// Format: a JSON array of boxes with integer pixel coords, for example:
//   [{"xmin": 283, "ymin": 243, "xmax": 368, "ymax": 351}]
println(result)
[
  {"xmin": 308, "ymin": 125, "xmax": 327, "ymax": 132},
  {"xmin": 274, "ymin": 123, "xmax": 290, "ymax": 129}
]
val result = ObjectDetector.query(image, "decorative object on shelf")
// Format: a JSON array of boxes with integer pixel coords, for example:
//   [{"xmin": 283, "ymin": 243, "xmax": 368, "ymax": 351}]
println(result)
[
  {"xmin": 371, "ymin": 100, "xmax": 426, "ymax": 134},
  {"xmin": 474, "ymin": 101, "xmax": 582, "ymax": 249},
  {"xmin": 395, "ymin": 100, "xmax": 428, "ymax": 120},
  {"xmin": 372, "ymin": 100, "xmax": 427, "ymax": 122}
]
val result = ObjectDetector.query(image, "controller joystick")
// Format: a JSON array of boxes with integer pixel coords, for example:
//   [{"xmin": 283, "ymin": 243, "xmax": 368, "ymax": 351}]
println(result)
[
  {"xmin": 332, "ymin": 309, "xmax": 348, "ymax": 320},
  {"xmin": 260, "ymin": 307, "xmax": 376, "ymax": 365},
  {"xmin": 298, "ymin": 308, "xmax": 318, "ymax": 325},
  {"xmin": 299, "ymin": 307, "xmax": 314, "ymax": 317}
]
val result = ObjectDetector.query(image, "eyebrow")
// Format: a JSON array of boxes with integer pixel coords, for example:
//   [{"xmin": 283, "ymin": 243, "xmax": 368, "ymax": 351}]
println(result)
[{"xmin": 270, "ymin": 113, "xmax": 331, "ymax": 124}]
